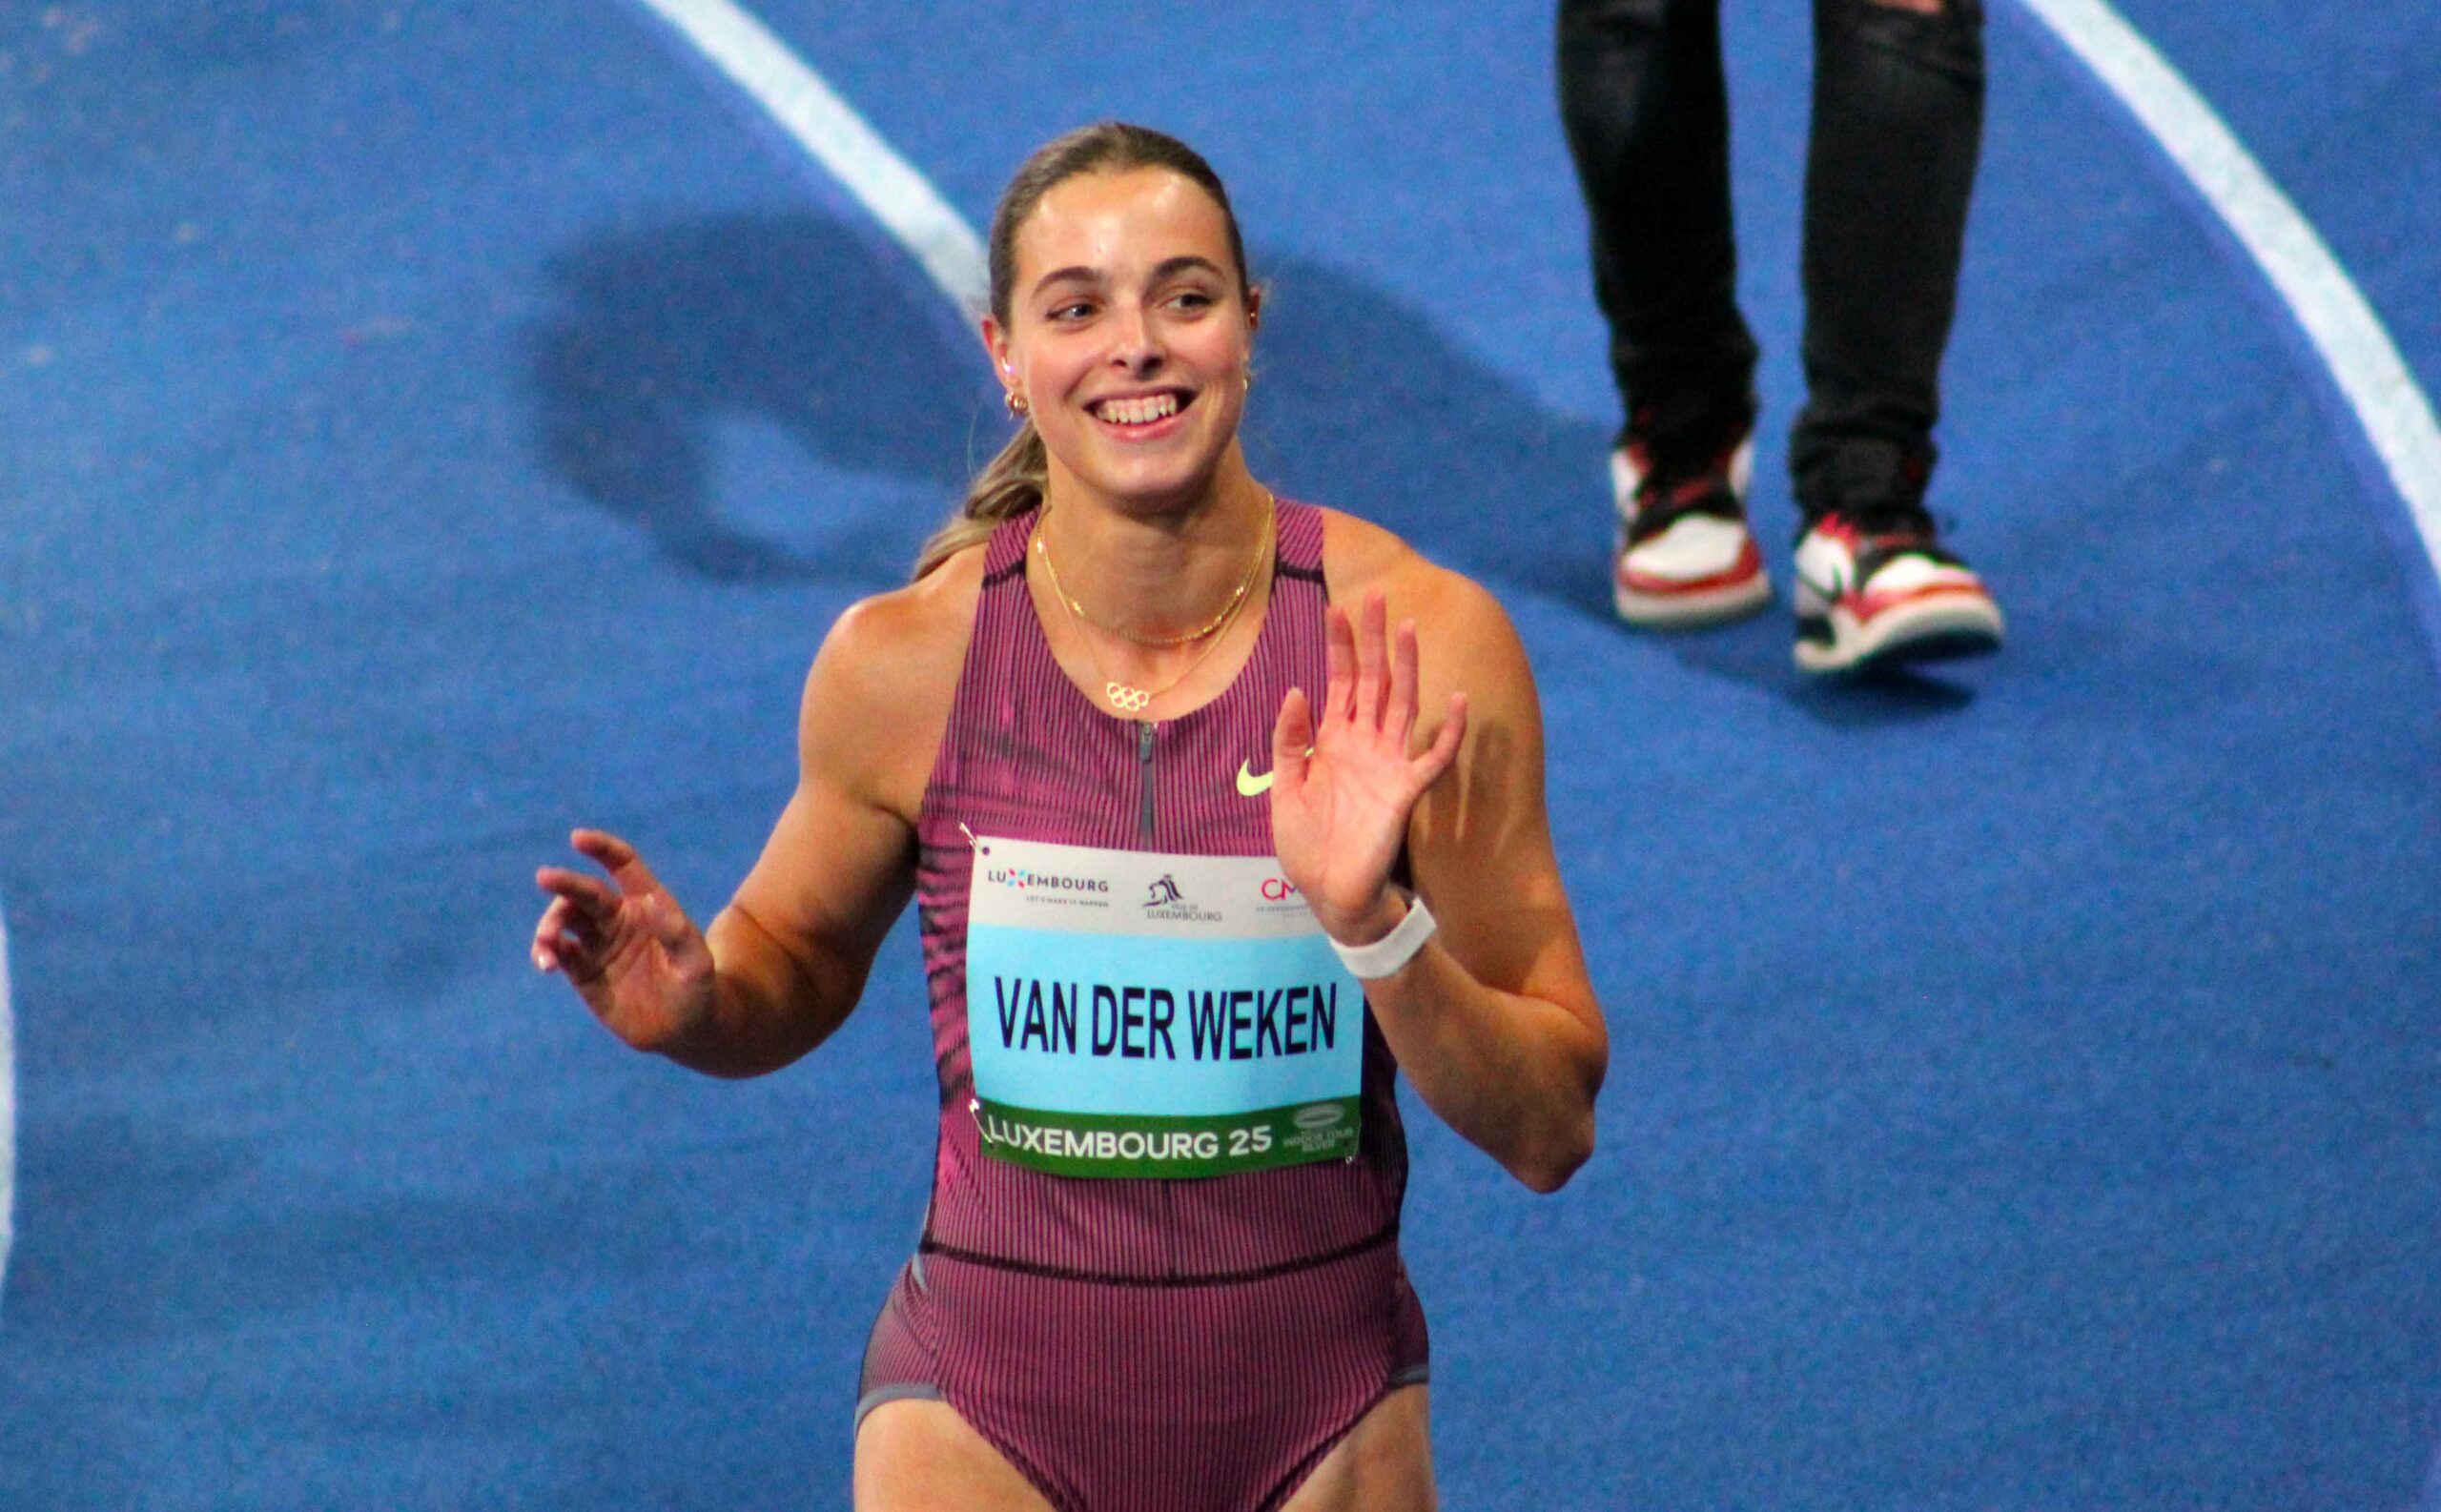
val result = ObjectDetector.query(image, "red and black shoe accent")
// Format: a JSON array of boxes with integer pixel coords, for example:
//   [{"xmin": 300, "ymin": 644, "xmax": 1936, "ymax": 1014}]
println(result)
[
  {"xmin": 1610, "ymin": 428, "xmax": 1772, "ymax": 627},
  {"xmin": 1791, "ymin": 511, "xmax": 2003, "ymax": 674}
]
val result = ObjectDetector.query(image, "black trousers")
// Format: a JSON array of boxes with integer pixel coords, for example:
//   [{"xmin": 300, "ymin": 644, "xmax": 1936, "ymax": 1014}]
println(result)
[{"xmin": 1557, "ymin": 0, "xmax": 1985, "ymax": 521}]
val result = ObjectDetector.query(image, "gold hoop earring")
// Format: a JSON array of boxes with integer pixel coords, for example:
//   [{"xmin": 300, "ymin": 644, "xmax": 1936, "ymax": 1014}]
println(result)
[{"xmin": 1005, "ymin": 391, "xmax": 1030, "ymax": 418}]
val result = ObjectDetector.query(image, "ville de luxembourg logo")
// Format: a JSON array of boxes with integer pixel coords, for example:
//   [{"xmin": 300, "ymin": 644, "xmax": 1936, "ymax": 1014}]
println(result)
[{"xmin": 1141, "ymin": 873, "xmax": 1221, "ymax": 924}]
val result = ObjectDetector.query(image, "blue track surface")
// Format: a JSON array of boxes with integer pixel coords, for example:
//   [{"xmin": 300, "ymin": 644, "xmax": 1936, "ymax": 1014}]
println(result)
[{"xmin": 2, "ymin": 2, "xmax": 2436, "ymax": 1507}]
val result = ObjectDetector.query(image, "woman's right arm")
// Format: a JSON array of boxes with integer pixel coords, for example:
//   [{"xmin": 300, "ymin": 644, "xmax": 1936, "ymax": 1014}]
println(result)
[{"xmin": 534, "ymin": 557, "xmax": 978, "ymax": 1078}]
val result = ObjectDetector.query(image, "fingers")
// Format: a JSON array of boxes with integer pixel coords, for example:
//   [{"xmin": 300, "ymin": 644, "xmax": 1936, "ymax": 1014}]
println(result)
[
  {"xmin": 536, "ymin": 828, "xmax": 672, "ymax": 975},
  {"xmin": 570, "ymin": 828, "xmax": 634, "ymax": 867},
  {"xmin": 1325, "ymin": 591, "xmax": 1417, "ymax": 743},
  {"xmin": 1323, "ymin": 603, "xmax": 1356, "ymax": 725},
  {"xmin": 1272, "ymin": 685, "xmax": 1315, "ymax": 793},
  {"xmin": 534, "ymin": 868, "xmax": 619, "ymax": 976},
  {"xmin": 573, "ymin": 828, "xmax": 667, "ymax": 901},
  {"xmin": 1414, "ymin": 691, "xmax": 1468, "ymax": 789},
  {"xmin": 1387, "ymin": 618, "xmax": 1420, "ymax": 751},
  {"xmin": 1355, "ymin": 591, "xmax": 1389, "ymax": 730},
  {"xmin": 533, "ymin": 895, "xmax": 575, "ymax": 971},
  {"xmin": 536, "ymin": 864, "xmax": 621, "ymax": 918},
  {"xmin": 533, "ymin": 892, "xmax": 605, "ymax": 976},
  {"xmin": 541, "ymin": 829, "xmax": 671, "ymax": 918}
]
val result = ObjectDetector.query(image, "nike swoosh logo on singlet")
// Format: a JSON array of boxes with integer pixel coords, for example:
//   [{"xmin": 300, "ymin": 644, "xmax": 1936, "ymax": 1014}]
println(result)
[{"xmin": 1236, "ymin": 761, "xmax": 1274, "ymax": 797}]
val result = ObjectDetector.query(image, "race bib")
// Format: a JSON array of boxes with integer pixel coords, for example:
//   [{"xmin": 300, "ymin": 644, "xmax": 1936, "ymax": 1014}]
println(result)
[{"xmin": 965, "ymin": 835, "xmax": 1364, "ymax": 1178}]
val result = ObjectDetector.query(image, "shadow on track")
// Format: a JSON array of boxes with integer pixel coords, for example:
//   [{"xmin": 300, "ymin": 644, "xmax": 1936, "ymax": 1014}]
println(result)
[
  {"xmin": 524, "ymin": 214, "xmax": 984, "ymax": 582},
  {"xmin": 523, "ymin": 216, "xmax": 1972, "ymax": 719}
]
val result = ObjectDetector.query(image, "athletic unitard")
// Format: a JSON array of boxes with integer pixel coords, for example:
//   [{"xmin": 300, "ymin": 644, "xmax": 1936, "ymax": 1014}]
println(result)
[{"xmin": 857, "ymin": 501, "xmax": 1428, "ymax": 1512}]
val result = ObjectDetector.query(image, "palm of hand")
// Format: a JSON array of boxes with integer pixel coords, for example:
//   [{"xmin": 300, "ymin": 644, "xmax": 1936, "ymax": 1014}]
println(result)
[
  {"xmin": 1273, "ymin": 723, "xmax": 1424, "ymax": 923},
  {"xmin": 1268, "ymin": 593, "xmax": 1466, "ymax": 942},
  {"xmin": 534, "ymin": 829, "xmax": 716, "ymax": 1053},
  {"xmin": 585, "ymin": 897, "xmax": 713, "ymax": 1046}
]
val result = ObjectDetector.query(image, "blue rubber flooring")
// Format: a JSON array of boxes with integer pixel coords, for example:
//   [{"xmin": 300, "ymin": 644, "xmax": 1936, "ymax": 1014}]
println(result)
[{"xmin": 1, "ymin": 2, "xmax": 2435, "ymax": 1507}]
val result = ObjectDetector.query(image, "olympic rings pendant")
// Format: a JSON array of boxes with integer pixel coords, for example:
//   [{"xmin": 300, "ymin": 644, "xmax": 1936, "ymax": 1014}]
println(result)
[{"xmin": 1105, "ymin": 682, "xmax": 1154, "ymax": 713}]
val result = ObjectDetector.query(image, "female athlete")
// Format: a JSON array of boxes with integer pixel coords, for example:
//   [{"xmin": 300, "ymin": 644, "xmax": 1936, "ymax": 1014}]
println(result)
[{"xmin": 533, "ymin": 122, "xmax": 1607, "ymax": 1512}]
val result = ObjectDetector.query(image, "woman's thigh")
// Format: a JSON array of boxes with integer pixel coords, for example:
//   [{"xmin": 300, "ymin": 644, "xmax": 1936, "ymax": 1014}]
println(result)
[
  {"xmin": 1281, "ymin": 1384, "xmax": 1436, "ymax": 1512},
  {"xmin": 853, "ymin": 1399, "xmax": 1053, "ymax": 1512}
]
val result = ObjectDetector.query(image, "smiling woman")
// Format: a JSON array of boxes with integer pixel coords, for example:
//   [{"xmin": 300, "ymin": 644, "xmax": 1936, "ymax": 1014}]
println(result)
[
  {"xmin": 913, "ymin": 124, "xmax": 1261, "ymax": 586},
  {"xmin": 531, "ymin": 121, "xmax": 1607, "ymax": 1512}
]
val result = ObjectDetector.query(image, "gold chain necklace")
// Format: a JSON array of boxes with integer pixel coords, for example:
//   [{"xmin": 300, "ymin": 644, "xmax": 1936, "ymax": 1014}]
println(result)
[
  {"xmin": 1033, "ymin": 497, "xmax": 1276, "ymax": 714},
  {"xmin": 1034, "ymin": 492, "xmax": 1276, "ymax": 647}
]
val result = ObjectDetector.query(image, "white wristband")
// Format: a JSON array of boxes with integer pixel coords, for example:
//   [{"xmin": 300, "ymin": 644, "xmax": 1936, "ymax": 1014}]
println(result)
[{"xmin": 1328, "ymin": 896, "xmax": 1437, "ymax": 980}]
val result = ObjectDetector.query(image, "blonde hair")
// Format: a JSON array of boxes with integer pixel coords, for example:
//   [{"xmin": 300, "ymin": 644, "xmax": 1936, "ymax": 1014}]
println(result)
[{"xmin": 913, "ymin": 122, "xmax": 1254, "ymax": 579}]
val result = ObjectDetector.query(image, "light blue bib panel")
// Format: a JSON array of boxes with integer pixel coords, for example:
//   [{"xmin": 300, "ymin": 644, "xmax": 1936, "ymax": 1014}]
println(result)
[{"xmin": 966, "ymin": 835, "xmax": 1365, "ymax": 1178}]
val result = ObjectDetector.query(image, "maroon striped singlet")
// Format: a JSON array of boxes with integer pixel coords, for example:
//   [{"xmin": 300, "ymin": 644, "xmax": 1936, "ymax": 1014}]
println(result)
[{"xmin": 857, "ymin": 501, "xmax": 1429, "ymax": 1512}]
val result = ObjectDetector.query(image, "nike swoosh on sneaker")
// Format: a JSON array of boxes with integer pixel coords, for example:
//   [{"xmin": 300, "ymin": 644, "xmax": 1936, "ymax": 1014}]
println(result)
[{"xmin": 1236, "ymin": 760, "xmax": 1274, "ymax": 797}]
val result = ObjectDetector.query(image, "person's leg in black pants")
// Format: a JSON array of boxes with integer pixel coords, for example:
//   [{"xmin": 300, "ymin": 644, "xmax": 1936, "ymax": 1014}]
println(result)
[
  {"xmin": 1557, "ymin": 0, "xmax": 2005, "ymax": 668},
  {"xmin": 1786, "ymin": 0, "xmax": 2004, "ymax": 672},
  {"xmin": 1558, "ymin": 0, "xmax": 1757, "ymax": 460},
  {"xmin": 1792, "ymin": 0, "xmax": 1985, "ymax": 529},
  {"xmin": 1559, "ymin": 0, "xmax": 1774, "ymax": 628}
]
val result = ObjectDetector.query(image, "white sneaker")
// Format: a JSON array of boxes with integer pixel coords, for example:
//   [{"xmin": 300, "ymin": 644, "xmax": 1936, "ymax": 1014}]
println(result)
[
  {"xmin": 1610, "ymin": 431, "xmax": 1772, "ymax": 627},
  {"xmin": 1791, "ymin": 511, "xmax": 2003, "ymax": 674}
]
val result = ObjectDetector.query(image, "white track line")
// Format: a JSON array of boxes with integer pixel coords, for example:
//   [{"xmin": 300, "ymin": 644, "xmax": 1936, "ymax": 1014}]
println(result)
[
  {"xmin": 627, "ymin": 0, "xmax": 988, "ymax": 317},
  {"xmin": 2020, "ymin": 8, "xmax": 2440, "ymax": 1492},
  {"xmin": 2016, "ymin": 0, "xmax": 2441, "ymax": 593},
  {"xmin": 1, "ymin": 905, "xmax": 15, "ymax": 1317}
]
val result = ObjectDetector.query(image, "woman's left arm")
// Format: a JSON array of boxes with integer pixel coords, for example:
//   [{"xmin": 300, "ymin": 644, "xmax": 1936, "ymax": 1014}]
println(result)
[{"xmin": 1269, "ymin": 572, "xmax": 1607, "ymax": 1193}]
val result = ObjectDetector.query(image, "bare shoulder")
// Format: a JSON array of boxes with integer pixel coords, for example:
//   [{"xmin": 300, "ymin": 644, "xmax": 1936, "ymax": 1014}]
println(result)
[
  {"xmin": 818, "ymin": 543, "xmax": 985, "ymax": 689},
  {"xmin": 1316, "ymin": 507, "xmax": 1530, "ymax": 688},
  {"xmin": 802, "ymin": 543, "xmax": 986, "ymax": 820}
]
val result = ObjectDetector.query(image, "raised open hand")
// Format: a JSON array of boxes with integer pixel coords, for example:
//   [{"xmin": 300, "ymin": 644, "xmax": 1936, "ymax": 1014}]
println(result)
[
  {"xmin": 1268, "ymin": 589, "xmax": 1467, "ymax": 944},
  {"xmin": 532, "ymin": 828, "xmax": 717, "ymax": 1053}
]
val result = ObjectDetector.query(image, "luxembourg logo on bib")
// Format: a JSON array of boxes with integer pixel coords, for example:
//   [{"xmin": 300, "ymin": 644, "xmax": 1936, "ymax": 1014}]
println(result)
[{"xmin": 965, "ymin": 835, "xmax": 1364, "ymax": 1178}]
